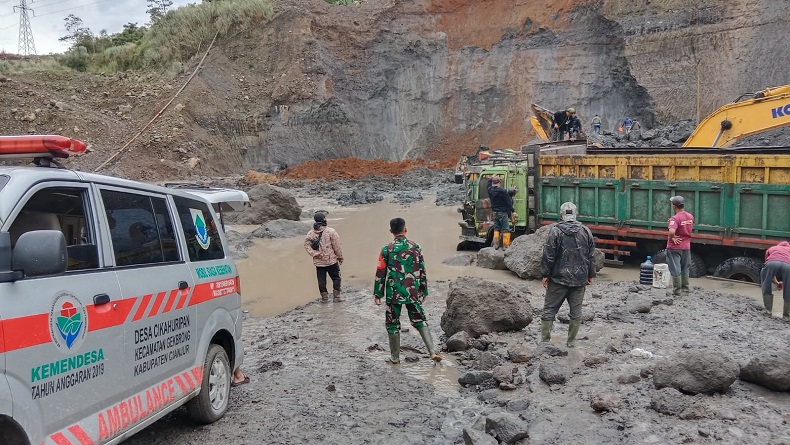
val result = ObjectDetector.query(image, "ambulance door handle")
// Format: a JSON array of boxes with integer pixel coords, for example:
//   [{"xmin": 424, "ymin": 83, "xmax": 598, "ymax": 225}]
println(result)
[
  {"xmin": 93, "ymin": 293, "xmax": 111, "ymax": 305},
  {"xmin": 178, "ymin": 281, "xmax": 189, "ymax": 290}
]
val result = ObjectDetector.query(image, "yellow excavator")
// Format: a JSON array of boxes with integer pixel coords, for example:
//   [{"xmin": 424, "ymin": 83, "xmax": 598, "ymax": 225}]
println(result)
[
  {"xmin": 529, "ymin": 84, "xmax": 790, "ymax": 148},
  {"xmin": 683, "ymin": 84, "xmax": 790, "ymax": 147}
]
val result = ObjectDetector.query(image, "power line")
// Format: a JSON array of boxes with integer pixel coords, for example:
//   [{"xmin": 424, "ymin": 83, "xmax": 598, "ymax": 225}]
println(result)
[
  {"xmin": 30, "ymin": 0, "xmax": 114, "ymax": 18},
  {"xmin": 13, "ymin": 0, "xmax": 35, "ymax": 55}
]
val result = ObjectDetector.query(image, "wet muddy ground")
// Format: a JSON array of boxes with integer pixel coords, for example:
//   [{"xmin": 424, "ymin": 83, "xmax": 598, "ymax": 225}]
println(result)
[{"xmin": 127, "ymin": 189, "xmax": 790, "ymax": 445}]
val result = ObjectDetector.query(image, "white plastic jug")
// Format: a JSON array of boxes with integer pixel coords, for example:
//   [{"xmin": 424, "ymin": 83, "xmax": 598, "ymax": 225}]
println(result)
[{"xmin": 652, "ymin": 263, "xmax": 671, "ymax": 289}]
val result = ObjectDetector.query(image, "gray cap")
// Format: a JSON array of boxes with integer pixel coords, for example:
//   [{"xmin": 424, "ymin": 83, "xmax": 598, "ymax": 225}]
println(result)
[
  {"xmin": 560, "ymin": 202, "xmax": 578, "ymax": 222},
  {"xmin": 669, "ymin": 196, "xmax": 685, "ymax": 206}
]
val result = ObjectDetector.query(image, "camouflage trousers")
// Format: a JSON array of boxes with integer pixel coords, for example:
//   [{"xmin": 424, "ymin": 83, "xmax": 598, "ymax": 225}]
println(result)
[{"xmin": 385, "ymin": 301, "xmax": 428, "ymax": 334}]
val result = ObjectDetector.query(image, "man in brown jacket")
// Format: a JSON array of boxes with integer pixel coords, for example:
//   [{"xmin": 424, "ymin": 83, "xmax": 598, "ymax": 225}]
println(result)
[{"xmin": 304, "ymin": 212, "xmax": 344, "ymax": 303}]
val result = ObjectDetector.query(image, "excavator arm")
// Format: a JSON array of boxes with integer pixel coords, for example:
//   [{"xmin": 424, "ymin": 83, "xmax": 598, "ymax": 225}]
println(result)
[
  {"xmin": 683, "ymin": 85, "xmax": 790, "ymax": 148},
  {"xmin": 530, "ymin": 103, "xmax": 555, "ymax": 142}
]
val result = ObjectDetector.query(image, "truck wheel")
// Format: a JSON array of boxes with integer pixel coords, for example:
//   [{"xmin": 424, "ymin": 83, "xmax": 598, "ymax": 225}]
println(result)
[
  {"xmin": 187, "ymin": 344, "xmax": 231, "ymax": 424},
  {"xmin": 652, "ymin": 249, "xmax": 707, "ymax": 278},
  {"xmin": 714, "ymin": 257, "xmax": 763, "ymax": 283}
]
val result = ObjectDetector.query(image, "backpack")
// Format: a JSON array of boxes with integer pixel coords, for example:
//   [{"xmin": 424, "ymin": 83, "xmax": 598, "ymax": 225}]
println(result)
[{"xmin": 310, "ymin": 231, "xmax": 323, "ymax": 250}]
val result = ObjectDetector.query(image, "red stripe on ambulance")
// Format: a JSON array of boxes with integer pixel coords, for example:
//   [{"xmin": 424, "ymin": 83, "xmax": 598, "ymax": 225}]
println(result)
[
  {"xmin": 147, "ymin": 291, "xmax": 167, "ymax": 317},
  {"xmin": 67, "ymin": 425, "xmax": 94, "ymax": 445},
  {"xmin": 161, "ymin": 289, "xmax": 179, "ymax": 314},
  {"xmin": 175, "ymin": 288, "xmax": 190, "ymax": 310},
  {"xmin": 1, "ymin": 313, "xmax": 51, "ymax": 353},
  {"xmin": 49, "ymin": 433, "xmax": 72, "ymax": 445},
  {"xmin": 189, "ymin": 279, "xmax": 238, "ymax": 306},
  {"xmin": 86, "ymin": 297, "xmax": 136, "ymax": 332},
  {"xmin": 96, "ymin": 366, "xmax": 203, "ymax": 442},
  {"xmin": 131, "ymin": 294, "xmax": 153, "ymax": 322}
]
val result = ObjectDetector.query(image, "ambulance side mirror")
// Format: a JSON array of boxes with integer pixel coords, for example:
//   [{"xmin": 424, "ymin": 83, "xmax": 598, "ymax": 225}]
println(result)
[{"xmin": 11, "ymin": 230, "xmax": 68, "ymax": 279}]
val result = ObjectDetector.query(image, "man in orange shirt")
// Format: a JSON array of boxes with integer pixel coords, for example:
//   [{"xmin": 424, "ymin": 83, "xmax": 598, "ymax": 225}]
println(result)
[{"xmin": 666, "ymin": 196, "xmax": 694, "ymax": 296}]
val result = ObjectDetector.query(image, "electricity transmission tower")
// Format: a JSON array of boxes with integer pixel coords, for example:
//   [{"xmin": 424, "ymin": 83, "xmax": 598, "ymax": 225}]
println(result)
[{"xmin": 14, "ymin": 0, "xmax": 36, "ymax": 55}]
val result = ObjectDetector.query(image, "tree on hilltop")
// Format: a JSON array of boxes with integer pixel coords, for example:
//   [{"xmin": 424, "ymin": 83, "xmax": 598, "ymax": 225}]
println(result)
[{"xmin": 147, "ymin": 0, "xmax": 174, "ymax": 24}]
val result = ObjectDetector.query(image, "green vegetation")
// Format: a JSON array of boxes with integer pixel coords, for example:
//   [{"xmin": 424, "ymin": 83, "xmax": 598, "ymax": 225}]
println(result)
[
  {"xmin": 0, "ymin": 0, "xmax": 273, "ymax": 74},
  {"xmin": 0, "ymin": 57, "xmax": 71, "ymax": 74}
]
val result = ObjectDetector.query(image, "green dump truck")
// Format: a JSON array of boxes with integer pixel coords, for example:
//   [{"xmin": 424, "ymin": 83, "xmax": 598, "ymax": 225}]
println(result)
[{"xmin": 456, "ymin": 146, "xmax": 790, "ymax": 282}]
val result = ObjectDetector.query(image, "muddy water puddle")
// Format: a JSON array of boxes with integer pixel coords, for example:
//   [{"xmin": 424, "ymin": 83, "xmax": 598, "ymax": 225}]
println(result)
[
  {"xmin": 306, "ymin": 297, "xmax": 462, "ymax": 397},
  {"xmin": 235, "ymin": 196, "xmax": 524, "ymax": 318}
]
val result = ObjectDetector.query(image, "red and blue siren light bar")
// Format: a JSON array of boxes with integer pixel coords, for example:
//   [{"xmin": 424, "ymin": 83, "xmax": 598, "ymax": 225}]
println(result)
[{"xmin": 0, "ymin": 135, "xmax": 87, "ymax": 159}]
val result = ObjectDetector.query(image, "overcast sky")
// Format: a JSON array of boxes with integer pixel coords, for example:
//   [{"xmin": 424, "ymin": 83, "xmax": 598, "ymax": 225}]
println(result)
[{"xmin": 0, "ymin": 0, "xmax": 195, "ymax": 55}]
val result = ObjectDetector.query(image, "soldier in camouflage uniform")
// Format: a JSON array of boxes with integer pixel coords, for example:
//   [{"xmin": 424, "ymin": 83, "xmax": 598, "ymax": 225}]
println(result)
[{"xmin": 374, "ymin": 217, "xmax": 442, "ymax": 364}]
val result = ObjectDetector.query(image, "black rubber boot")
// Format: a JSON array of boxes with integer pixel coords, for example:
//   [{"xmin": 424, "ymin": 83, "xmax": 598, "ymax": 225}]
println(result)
[
  {"xmin": 672, "ymin": 277, "xmax": 682, "ymax": 296},
  {"xmin": 681, "ymin": 274, "xmax": 690, "ymax": 294},
  {"xmin": 763, "ymin": 294, "xmax": 774, "ymax": 314},
  {"xmin": 386, "ymin": 333, "xmax": 400, "ymax": 364},
  {"xmin": 567, "ymin": 320, "xmax": 581, "ymax": 348},
  {"xmin": 417, "ymin": 326, "xmax": 442, "ymax": 363},
  {"xmin": 540, "ymin": 320, "xmax": 553, "ymax": 343}
]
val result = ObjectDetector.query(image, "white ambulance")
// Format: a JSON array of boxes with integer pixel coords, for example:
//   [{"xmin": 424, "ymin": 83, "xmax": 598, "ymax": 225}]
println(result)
[{"xmin": 0, "ymin": 135, "xmax": 246, "ymax": 444}]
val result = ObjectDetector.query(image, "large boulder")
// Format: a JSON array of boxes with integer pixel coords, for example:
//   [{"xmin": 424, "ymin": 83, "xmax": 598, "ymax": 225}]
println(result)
[
  {"xmin": 252, "ymin": 219, "xmax": 312, "ymax": 239},
  {"xmin": 504, "ymin": 224, "xmax": 604, "ymax": 279},
  {"xmin": 653, "ymin": 350, "xmax": 740, "ymax": 395},
  {"xmin": 539, "ymin": 361, "xmax": 567, "ymax": 385},
  {"xmin": 477, "ymin": 247, "xmax": 507, "ymax": 270},
  {"xmin": 503, "ymin": 225, "xmax": 552, "ymax": 279},
  {"xmin": 591, "ymin": 393, "xmax": 623, "ymax": 412},
  {"xmin": 443, "ymin": 253, "xmax": 476, "ymax": 267},
  {"xmin": 485, "ymin": 412, "xmax": 530, "ymax": 444},
  {"xmin": 440, "ymin": 277, "xmax": 533, "ymax": 338},
  {"xmin": 462, "ymin": 428, "xmax": 498, "ymax": 445},
  {"xmin": 650, "ymin": 387, "xmax": 690, "ymax": 416},
  {"xmin": 225, "ymin": 184, "xmax": 301, "ymax": 225},
  {"xmin": 739, "ymin": 351, "xmax": 790, "ymax": 391}
]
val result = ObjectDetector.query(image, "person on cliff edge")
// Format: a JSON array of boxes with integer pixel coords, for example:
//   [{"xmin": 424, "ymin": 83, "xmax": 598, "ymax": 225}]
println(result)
[
  {"xmin": 666, "ymin": 196, "xmax": 694, "ymax": 296},
  {"xmin": 304, "ymin": 211, "xmax": 344, "ymax": 303},
  {"xmin": 539, "ymin": 202, "xmax": 596, "ymax": 347},
  {"xmin": 374, "ymin": 217, "xmax": 441, "ymax": 364}
]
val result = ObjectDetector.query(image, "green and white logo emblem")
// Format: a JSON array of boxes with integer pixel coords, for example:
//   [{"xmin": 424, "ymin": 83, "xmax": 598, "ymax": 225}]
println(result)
[{"xmin": 190, "ymin": 208, "xmax": 211, "ymax": 250}]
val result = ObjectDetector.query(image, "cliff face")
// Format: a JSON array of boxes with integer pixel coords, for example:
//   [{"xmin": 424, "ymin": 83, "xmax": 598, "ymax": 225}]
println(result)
[
  {"xmin": 5, "ymin": 0, "xmax": 786, "ymax": 178},
  {"xmin": 202, "ymin": 0, "xmax": 788, "ymax": 172}
]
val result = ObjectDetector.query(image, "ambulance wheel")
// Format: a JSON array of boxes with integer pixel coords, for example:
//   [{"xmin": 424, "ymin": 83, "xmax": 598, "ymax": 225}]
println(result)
[{"xmin": 187, "ymin": 344, "xmax": 231, "ymax": 424}]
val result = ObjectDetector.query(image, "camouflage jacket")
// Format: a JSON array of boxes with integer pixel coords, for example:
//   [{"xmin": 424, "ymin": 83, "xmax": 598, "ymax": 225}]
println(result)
[{"xmin": 374, "ymin": 236, "xmax": 428, "ymax": 304}]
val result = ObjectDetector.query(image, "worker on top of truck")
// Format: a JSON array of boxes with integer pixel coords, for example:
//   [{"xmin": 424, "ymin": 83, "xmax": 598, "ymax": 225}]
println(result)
[
  {"xmin": 552, "ymin": 107, "xmax": 576, "ymax": 141},
  {"xmin": 487, "ymin": 176, "xmax": 516, "ymax": 249}
]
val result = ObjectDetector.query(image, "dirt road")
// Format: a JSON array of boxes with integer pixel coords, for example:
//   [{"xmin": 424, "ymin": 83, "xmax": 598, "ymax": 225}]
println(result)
[{"xmin": 126, "ymin": 190, "xmax": 790, "ymax": 445}]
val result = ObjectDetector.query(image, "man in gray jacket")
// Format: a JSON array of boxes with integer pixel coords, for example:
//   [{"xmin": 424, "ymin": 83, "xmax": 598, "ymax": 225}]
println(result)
[{"xmin": 539, "ymin": 202, "xmax": 596, "ymax": 347}]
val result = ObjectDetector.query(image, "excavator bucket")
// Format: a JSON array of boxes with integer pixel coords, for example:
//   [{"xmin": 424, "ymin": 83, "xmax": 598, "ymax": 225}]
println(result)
[{"xmin": 530, "ymin": 104, "xmax": 555, "ymax": 142}]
